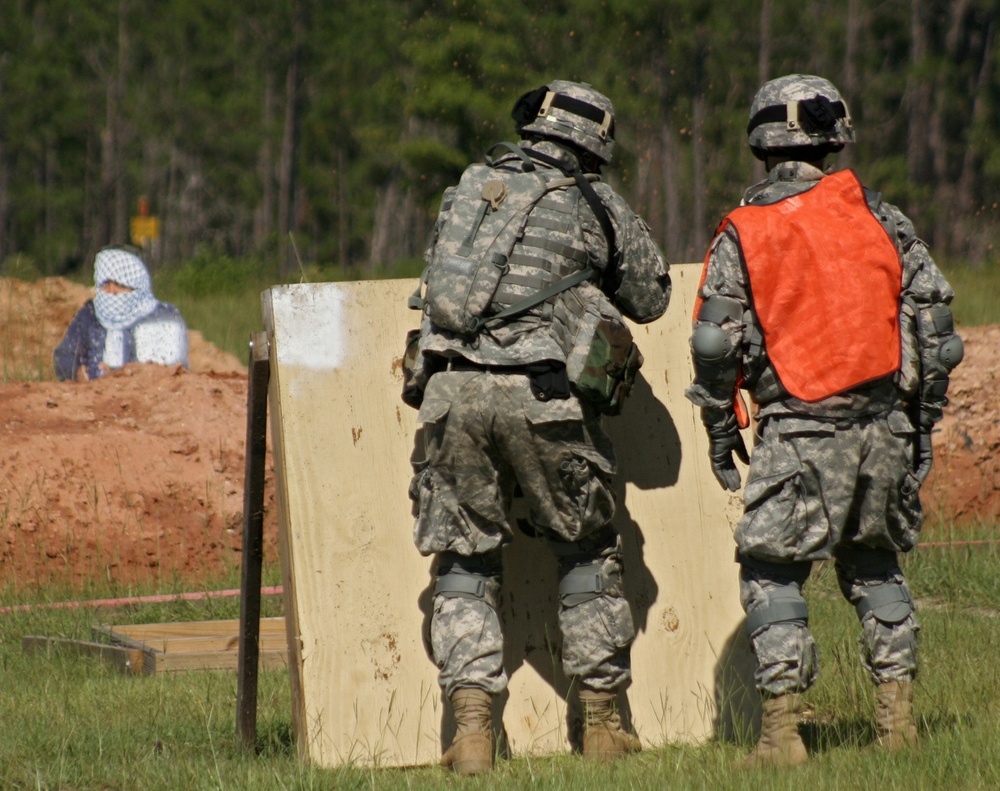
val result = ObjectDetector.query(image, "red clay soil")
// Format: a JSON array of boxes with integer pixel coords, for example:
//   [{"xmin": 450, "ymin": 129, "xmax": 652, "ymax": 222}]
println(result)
[
  {"xmin": 0, "ymin": 276, "xmax": 278, "ymax": 592},
  {"xmin": 0, "ymin": 276, "xmax": 996, "ymax": 593}
]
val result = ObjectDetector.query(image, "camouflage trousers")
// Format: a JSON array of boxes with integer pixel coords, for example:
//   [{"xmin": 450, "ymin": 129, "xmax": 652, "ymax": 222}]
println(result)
[
  {"xmin": 410, "ymin": 370, "xmax": 634, "ymax": 696},
  {"xmin": 736, "ymin": 410, "xmax": 922, "ymax": 696}
]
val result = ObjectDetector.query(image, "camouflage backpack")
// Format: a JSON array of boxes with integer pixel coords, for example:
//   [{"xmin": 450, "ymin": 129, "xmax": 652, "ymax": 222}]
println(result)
[
  {"xmin": 407, "ymin": 143, "xmax": 644, "ymax": 415},
  {"xmin": 417, "ymin": 143, "xmax": 598, "ymax": 337}
]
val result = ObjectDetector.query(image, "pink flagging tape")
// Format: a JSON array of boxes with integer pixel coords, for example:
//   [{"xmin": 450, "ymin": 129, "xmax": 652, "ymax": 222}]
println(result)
[
  {"xmin": 0, "ymin": 585, "xmax": 284, "ymax": 615},
  {"xmin": 917, "ymin": 539, "xmax": 1000, "ymax": 548}
]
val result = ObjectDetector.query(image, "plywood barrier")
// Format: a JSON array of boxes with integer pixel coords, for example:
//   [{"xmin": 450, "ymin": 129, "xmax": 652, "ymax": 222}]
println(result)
[{"xmin": 261, "ymin": 263, "xmax": 756, "ymax": 768}]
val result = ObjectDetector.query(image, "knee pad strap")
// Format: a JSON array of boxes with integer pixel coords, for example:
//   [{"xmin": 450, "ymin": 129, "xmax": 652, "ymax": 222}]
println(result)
[
  {"xmin": 745, "ymin": 588, "xmax": 809, "ymax": 636},
  {"xmin": 559, "ymin": 561, "xmax": 619, "ymax": 607},
  {"xmin": 855, "ymin": 583, "xmax": 913, "ymax": 625}
]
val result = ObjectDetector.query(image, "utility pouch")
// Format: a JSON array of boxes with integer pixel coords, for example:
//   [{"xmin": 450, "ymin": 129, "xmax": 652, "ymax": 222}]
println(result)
[
  {"xmin": 422, "ymin": 161, "xmax": 557, "ymax": 337},
  {"xmin": 424, "ymin": 250, "xmax": 509, "ymax": 336},
  {"xmin": 562, "ymin": 286, "xmax": 643, "ymax": 415},
  {"xmin": 401, "ymin": 328, "xmax": 425, "ymax": 409},
  {"xmin": 528, "ymin": 362, "xmax": 571, "ymax": 402}
]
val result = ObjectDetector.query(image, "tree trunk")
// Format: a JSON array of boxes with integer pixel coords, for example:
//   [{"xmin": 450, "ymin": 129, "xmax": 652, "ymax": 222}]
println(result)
[
  {"xmin": 692, "ymin": 92, "xmax": 708, "ymax": 259},
  {"xmin": 840, "ymin": 0, "xmax": 860, "ymax": 170},
  {"xmin": 928, "ymin": 0, "xmax": 973, "ymax": 253},
  {"xmin": 661, "ymin": 123, "xmax": 682, "ymax": 261},
  {"xmin": 955, "ymin": 18, "xmax": 995, "ymax": 259},
  {"xmin": 99, "ymin": 0, "xmax": 129, "ymax": 250},
  {"xmin": 278, "ymin": 3, "xmax": 304, "ymax": 277},
  {"xmin": 337, "ymin": 147, "xmax": 349, "ymax": 270},
  {"xmin": 256, "ymin": 72, "xmax": 276, "ymax": 250},
  {"xmin": 0, "ymin": 69, "xmax": 8, "ymax": 266},
  {"xmin": 754, "ymin": 0, "xmax": 772, "ymax": 183},
  {"xmin": 368, "ymin": 180, "xmax": 419, "ymax": 272},
  {"xmin": 905, "ymin": 0, "xmax": 930, "ymax": 183}
]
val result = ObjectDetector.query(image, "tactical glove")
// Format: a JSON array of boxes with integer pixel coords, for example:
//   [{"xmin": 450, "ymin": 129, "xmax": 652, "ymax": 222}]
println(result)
[
  {"xmin": 702, "ymin": 407, "xmax": 750, "ymax": 492},
  {"xmin": 913, "ymin": 410, "xmax": 935, "ymax": 484}
]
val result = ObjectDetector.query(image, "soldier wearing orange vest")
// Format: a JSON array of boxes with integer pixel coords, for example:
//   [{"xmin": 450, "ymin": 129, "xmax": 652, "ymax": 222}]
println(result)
[{"xmin": 686, "ymin": 75, "xmax": 963, "ymax": 767}]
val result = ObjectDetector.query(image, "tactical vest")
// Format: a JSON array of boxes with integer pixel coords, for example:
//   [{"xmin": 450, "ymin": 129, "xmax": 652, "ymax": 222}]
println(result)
[
  {"xmin": 721, "ymin": 169, "xmax": 902, "ymax": 403},
  {"xmin": 420, "ymin": 150, "xmax": 594, "ymax": 337},
  {"xmin": 491, "ymin": 185, "xmax": 590, "ymax": 308}
]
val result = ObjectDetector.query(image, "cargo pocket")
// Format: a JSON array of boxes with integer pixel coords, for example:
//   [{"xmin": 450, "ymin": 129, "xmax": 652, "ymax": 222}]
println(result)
[
  {"xmin": 561, "ymin": 593, "xmax": 635, "ymax": 679},
  {"xmin": 411, "ymin": 398, "xmax": 466, "ymax": 555},
  {"xmin": 884, "ymin": 409, "xmax": 923, "ymax": 548},
  {"xmin": 737, "ymin": 419, "xmax": 832, "ymax": 557}
]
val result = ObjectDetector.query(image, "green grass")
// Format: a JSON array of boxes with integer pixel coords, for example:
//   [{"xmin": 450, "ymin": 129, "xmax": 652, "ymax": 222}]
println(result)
[
  {"xmin": 1, "ymin": 539, "xmax": 999, "ymax": 790},
  {"xmin": 938, "ymin": 259, "xmax": 1000, "ymax": 330}
]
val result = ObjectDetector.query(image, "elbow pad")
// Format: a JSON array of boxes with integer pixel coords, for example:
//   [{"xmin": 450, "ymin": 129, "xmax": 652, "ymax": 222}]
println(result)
[
  {"xmin": 915, "ymin": 304, "xmax": 963, "ymax": 418},
  {"xmin": 923, "ymin": 305, "xmax": 964, "ymax": 372},
  {"xmin": 691, "ymin": 296, "xmax": 742, "ymax": 382},
  {"xmin": 939, "ymin": 332, "xmax": 964, "ymax": 371}
]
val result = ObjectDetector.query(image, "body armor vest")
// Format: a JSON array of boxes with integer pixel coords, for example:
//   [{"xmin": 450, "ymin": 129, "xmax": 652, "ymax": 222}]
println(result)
[{"xmin": 492, "ymin": 186, "xmax": 590, "ymax": 308}]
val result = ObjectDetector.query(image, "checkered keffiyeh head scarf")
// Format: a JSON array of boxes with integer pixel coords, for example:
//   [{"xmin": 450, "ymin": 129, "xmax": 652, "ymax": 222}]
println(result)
[{"xmin": 93, "ymin": 248, "xmax": 160, "ymax": 367}]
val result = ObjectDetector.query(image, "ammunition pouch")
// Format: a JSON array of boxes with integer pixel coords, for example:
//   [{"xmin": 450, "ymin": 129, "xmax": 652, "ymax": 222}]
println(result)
[
  {"xmin": 401, "ymin": 328, "xmax": 426, "ymax": 409},
  {"xmin": 560, "ymin": 285, "xmax": 643, "ymax": 415},
  {"xmin": 527, "ymin": 362, "xmax": 571, "ymax": 402}
]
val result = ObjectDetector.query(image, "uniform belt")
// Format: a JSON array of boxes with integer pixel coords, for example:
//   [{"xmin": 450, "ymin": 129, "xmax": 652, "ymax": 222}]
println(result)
[{"xmin": 444, "ymin": 357, "xmax": 529, "ymax": 375}]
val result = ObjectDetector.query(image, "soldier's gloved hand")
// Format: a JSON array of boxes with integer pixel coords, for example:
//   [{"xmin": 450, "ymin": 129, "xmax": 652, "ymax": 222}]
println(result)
[
  {"xmin": 914, "ymin": 410, "xmax": 935, "ymax": 484},
  {"xmin": 702, "ymin": 407, "xmax": 750, "ymax": 492}
]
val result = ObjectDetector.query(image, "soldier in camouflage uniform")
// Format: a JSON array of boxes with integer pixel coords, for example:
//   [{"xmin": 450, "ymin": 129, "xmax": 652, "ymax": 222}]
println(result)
[
  {"xmin": 686, "ymin": 75, "xmax": 962, "ymax": 767},
  {"xmin": 406, "ymin": 81, "xmax": 670, "ymax": 775}
]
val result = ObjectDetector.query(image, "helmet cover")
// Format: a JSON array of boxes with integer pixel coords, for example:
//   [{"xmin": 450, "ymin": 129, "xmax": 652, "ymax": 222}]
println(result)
[
  {"xmin": 747, "ymin": 74, "xmax": 854, "ymax": 160},
  {"xmin": 513, "ymin": 80, "xmax": 616, "ymax": 164}
]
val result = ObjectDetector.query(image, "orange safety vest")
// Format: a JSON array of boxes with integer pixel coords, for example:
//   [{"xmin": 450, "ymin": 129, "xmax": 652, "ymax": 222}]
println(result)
[{"xmin": 704, "ymin": 169, "xmax": 902, "ymax": 404}]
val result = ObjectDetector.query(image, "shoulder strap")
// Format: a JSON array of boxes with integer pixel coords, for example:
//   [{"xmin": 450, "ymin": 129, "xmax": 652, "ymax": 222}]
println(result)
[
  {"xmin": 475, "ymin": 265, "xmax": 594, "ymax": 333},
  {"xmin": 485, "ymin": 141, "xmax": 536, "ymax": 171},
  {"xmin": 411, "ymin": 142, "xmax": 616, "ymax": 324},
  {"xmin": 520, "ymin": 146, "xmax": 621, "ymax": 289}
]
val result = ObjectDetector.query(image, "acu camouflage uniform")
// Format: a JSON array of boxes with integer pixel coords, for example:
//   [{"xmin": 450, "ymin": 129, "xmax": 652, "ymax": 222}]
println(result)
[
  {"xmin": 410, "ymin": 137, "xmax": 670, "ymax": 697},
  {"xmin": 687, "ymin": 159, "xmax": 957, "ymax": 696}
]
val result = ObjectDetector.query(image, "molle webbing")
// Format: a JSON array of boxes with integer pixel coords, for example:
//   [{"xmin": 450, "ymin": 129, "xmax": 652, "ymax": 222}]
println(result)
[{"xmin": 492, "ymin": 188, "xmax": 589, "ymax": 308}]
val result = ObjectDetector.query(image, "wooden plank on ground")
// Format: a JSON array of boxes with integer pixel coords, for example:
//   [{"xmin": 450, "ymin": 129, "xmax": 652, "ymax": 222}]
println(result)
[
  {"xmin": 92, "ymin": 617, "xmax": 286, "ymax": 642},
  {"xmin": 144, "ymin": 647, "xmax": 289, "ymax": 675},
  {"xmin": 94, "ymin": 632, "xmax": 287, "ymax": 655},
  {"xmin": 26, "ymin": 617, "xmax": 288, "ymax": 676},
  {"xmin": 22, "ymin": 636, "xmax": 146, "ymax": 676}
]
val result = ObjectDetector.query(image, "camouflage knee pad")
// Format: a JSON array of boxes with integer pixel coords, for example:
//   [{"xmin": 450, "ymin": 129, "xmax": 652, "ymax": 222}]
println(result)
[
  {"xmin": 553, "ymin": 534, "xmax": 634, "ymax": 690},
  {"xmin": 740, "ymin": 558, "xmax": 818, "ymax": 695},
  {"xmin": 431, "ymin": 552, "xmax": 507, "ymax": 696}
]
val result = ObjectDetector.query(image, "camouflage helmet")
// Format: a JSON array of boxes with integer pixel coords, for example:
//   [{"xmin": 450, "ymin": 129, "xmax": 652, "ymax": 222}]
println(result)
[
  {"xmin": 747, "ymin": 74, "xmax": 854, "ymax": 161},
  {"xmin": 512, "ymin": 80, "xmax": 615, "ymax": 164}
]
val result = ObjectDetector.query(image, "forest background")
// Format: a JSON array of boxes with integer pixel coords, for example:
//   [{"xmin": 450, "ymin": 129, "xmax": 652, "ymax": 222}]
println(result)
[{"xmin": 1, "ymin": 0, "xmax": 998, "ymax": 283}]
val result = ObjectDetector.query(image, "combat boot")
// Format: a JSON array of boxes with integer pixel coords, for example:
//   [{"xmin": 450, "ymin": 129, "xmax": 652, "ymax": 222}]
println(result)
[
  {"xmin": 875, "ymin": 680, "xmax": 918, "ymax": 750},
  {"xmin": 441, "ymin": 688, "xmax": 493, "ymax": 775},
  {"xmin": 579, "ymin": 689, "xmax": 641, "ymax": 762},
  {"xmin": 739, "ymin": 693, "xmax": 808, "ymax": 768}
]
